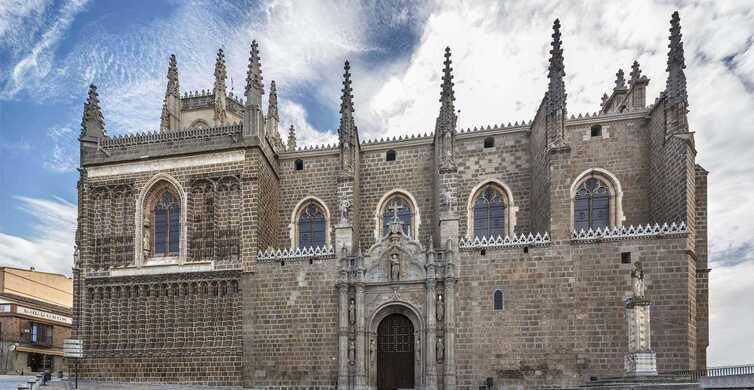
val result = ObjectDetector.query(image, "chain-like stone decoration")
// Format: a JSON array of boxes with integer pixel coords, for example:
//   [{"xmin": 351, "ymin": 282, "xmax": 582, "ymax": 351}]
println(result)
[
  {"xmin": 571, "ymin": 222, "xmax": 687, "ymax": 242},
  {"xmin": 256, "ymin": 245, "xmax": 336, "ymax": 263},
  {"xmin": 459, "ymin": 232, "xmax": 550, "ymax": 250},
  {"xmin": 101, "ymin": 124, "xmax": 242, "ymax": 148}
]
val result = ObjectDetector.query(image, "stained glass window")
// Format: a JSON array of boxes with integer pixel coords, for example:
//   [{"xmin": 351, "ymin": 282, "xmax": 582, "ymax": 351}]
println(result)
[
  {"xmin": 574, "ymin": 177, "xmax": 610, "ymax": 231},
  {"xmin": 473, "ymin": 186, "xmax": 506, "ymax": 239},
  {"xmin": 382, "ymin": 196, "xmax": 413, "ymax": 237},
  {"xmin": 298, "ymin": 202, "xmax": 326, "ymax": 248},
  {"xmin": 153, "ymin": 190, "xmax": 180, "ymax": 256}
]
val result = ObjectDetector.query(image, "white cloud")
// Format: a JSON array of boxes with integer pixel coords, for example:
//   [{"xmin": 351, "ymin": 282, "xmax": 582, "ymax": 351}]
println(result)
[
  {"xmin": 1, "ymin": 0, "xmax": 89, "ymax": 98},
  {"xmin": 44, "ymin": 126, "xmax": 78, "ymax": 173},
  {"xmin": 0, "ymin": 196, "xmax": 76, "ymax": 276},
  {"xmin": 708, "ymin": 258, "xmax": 754, "ymax": 365},
  {"xmin": 279, "ymin": 99, "xmax": 337, "ymax": 147}
]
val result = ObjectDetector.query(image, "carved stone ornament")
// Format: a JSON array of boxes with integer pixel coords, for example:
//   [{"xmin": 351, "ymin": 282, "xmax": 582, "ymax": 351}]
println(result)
[
  {"xmin": 436, "ymin": 336, "xmax": 444, "ymax": 362},
  {"xmin": 436, "ymin": 293, "xmax": 445, "ymax": 322},
  {"xmin": 390, "ymin": 252, "xmax": 401, "ymax": 281},
  {"xmin": 348, "ymin": 298, "xmax": 355, "ymax": 325},
  {"xmin": 339, "ymin": 198, "xmax": 350, "ymax": 225},
  {"xmin": 631, "ymin": 261, "xmax": 645, "ymax": 298}
]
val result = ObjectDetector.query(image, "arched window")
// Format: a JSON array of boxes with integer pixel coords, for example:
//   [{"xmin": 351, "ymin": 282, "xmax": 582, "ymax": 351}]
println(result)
[
  {"xmin": 298, "ymin": 201, "xmax": 326, "ymax": 248},
  {"xmin": 493, "ymin": 289, "xmax": 504, "ymax": 311},
  {"xmin": 574, "ymin": 177, "xmax": 610, "ymax": 231},
  {"xmin": 472, "ymin": 185, "xmax": 506, "ymax": 239},
  {"xmin": 189, "ymin": 119, "xmax": 209, "ymax": 129},
  {"xmin": 382, "ymin": 195, "xmax": 413, "ymax": 237},
  {"xmin": 152, "ymin": 190, "xmax": 181, "ymax": 256}
]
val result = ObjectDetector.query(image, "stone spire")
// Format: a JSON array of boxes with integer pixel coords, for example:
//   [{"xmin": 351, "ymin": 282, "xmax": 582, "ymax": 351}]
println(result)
[
  {"xmin": 160, "ymin": 54, "xmax": 181, "ymax": 131},
  {"xmin": 665, "ymin": 11, "xmax": 688, "ymax": 106},
  {"xmin": 435, "ymin": 47, "xmax": 457, "ymax": 170},
  {"xmin": 80, "ymin": 84, "xmax": 105, "ymax": 139},
  {"xmin": 266, "ymin": 80, "xmax": 281, "ymax": 146},
  {"xmin": 243, "ymin": 40, "xmax": 265, "ymax": 137},
  {"xmin": 338, "ymin": 61, "xmax": 357, "ymax": 174},
  {"xmin": 245, "ymin": 40, "xmax": 264, "ymax": 107},
  {"xmin": 213, "ymin": 49, "xmax": 228, "ymax": 125},
  {"xmin": 547, "ymin": 19, "xmax": 567, "ymax": 116},
  {"xmin": 287, "ymin": 124, "xmax": 297, "ymax": 150},
  {"xmin": 614, "ymin": 68, "xmax": 627, "ymax": 91},
  {"xmin": 629, "ymin": 61, "xmax": 642, "ymax": 85}
]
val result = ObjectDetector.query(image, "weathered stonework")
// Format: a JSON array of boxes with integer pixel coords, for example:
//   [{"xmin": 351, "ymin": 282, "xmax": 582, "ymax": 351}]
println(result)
[{"xmin": 73, "ymin": 12, "xmax": 707, "ymax": 390}]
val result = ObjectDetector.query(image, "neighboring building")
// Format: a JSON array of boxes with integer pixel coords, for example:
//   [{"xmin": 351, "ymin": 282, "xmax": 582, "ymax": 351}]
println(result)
[
  {"xmin": 0, "ymin": 267, "xmax": 73, "ymax": 374},
  {"xmin": 73, "ymin": 11, "xmax": 708, "ymax": 390}
]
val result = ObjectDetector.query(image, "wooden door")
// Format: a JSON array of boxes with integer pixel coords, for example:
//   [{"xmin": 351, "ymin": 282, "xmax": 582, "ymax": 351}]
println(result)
[{"xmin": 377, "ymin": 314, "xmax": 415, "ymax": 390}]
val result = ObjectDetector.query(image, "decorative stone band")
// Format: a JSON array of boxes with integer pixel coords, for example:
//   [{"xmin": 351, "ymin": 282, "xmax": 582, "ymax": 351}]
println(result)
[
  {"xmin": 101, "ymin": 124, "xmax": 242, "ymax": 148},
  {"xmin": 257, "ymin": 245, "xmax": 336, "ymax": 263},
  {"xmin": 459, "ymin": 232, "xmax": 551, "ymax": 250},
  {"xmin": 572, "ymin": 222, "xmax": 688, "ymax": 242}
]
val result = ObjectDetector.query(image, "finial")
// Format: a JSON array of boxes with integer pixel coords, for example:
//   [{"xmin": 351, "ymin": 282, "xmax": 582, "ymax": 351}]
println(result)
[
  {"xmin": 287, "ymin": 124, "xmax": 297, "ymax": 150},
  {"xmin": 440, "ymin": 46, "xmax": 455, "ymax": 107},
  {"xmin": 614, "ymin": 68, "xmax": 626, "ymax": 90},
  {"xmin": 268, "ymin": 80, "xmax": 278, "ymax": 120},
  {"xmin": 629, "ymin": 60, "xmax": 642, "ymax": 85},
  {"xmin": 81, "ymin": 84, "xmax": 105, "ymax": 138},
  {"xmin": 547, "ymin": 18, "xmax": 567, "ymax": 115},
  {"xmin": 601, "ymin": 93, "xmax": 609, "ymax": 107},
  {"xmin": 245, "ymin": 40, "xmax": 264, "ymax": 101},
  {"xmin": 666, "ymin": 11, "xmax": 687, "ymax": 106},
  {"xmin": 338, "ymin": 60, "xmax": 355, "ymax": 146},
  {"xmin": 167, "ymin": 54, "xmax": 179, "ymax": 96}
]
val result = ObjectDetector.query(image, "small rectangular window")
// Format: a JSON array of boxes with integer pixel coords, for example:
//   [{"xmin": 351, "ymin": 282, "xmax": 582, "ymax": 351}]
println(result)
[
  {"xmin": 295, "ymin": 159, "xmax": 304, "ymax": 171},
  {"xmin": 591, "ymin": 125, "xmax": 602, "ymax": 137},
  {"xmin": 621, "ymin": 252, "xmax": 631, "ymax": 264},
  {"xmin": 386, "ymin": 150, "xmax": 396, "ymax": 161}
]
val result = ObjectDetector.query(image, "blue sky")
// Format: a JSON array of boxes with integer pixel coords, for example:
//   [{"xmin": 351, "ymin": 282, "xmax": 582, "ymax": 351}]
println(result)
[{"xmin": 1, "ymin": 0, "xmax": 753, "ymax": 365}]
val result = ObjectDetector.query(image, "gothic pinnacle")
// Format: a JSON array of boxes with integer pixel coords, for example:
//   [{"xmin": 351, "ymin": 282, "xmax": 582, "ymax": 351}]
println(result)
[
  {"xmin": 338, "ymin": 61, "xmax": 355, "ymax": 144},
  {"xmin": 287, "ymin": 124, "xmax": 297, "ymax": 150},
  {"xmin": 440, "ymin": 46, "xmax": 455, "ymax": 110},
  {"xmin": 81, "ymin": 84, "xmax": 105, "ymax": 138},
  {"xmin": 666, "ymin": 11, "xmax": 687, "ymax": 106},
  {"xmin": 214, "ymin": 48, "xmax": 227, "ymax": 94},
  {"xmin": 614, "ymin": 68, "xmax": 626, "ymax": 90},
  {"xmin": 166, "ymin": 54, "xmax": 179, "ymax": 97},
  {"xmin": 547, "ymin": 19, "xmax": 567, "ymax": 115},
  {"xmin": 629, "ymin": 60, "xmax": 642, "ymax": 85},
  {"xmin": 245, "ymin": 40, "xmax": 264, "ymax": 103},
  {"xmin": 268, "ymin": 80, "xmax": 278, "ymax": 120}
]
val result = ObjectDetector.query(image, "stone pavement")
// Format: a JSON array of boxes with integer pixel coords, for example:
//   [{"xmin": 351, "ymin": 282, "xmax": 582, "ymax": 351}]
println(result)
[{"xmin": 43, "ymin": 381, "xmax": 244, "ymax": 390}]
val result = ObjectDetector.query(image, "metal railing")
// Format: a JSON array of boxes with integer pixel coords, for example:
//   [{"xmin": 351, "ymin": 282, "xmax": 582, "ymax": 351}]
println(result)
[{"xmin": 672, "ymin": 364, "xmax": 754, "ymax": 380}]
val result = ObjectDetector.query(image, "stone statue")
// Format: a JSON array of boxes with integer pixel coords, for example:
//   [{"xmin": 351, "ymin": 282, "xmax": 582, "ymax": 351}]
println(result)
[
  {"xmin": 436, "ymin": 336, "xmax": 444, "ymax": 362},
  {"xmin": 390, "ymin": 253, "xmax": 400, "ymax": 281},
  {"xmin": 142, "ymin": 216, "xmax": 151, "ymax": 258},
  {"xmin": 436, "ymin": 293, "xmax": 445, "ymax": 322},
  {"xmin": 339, "ymin": 198, "xmax": 350, "ymax": 225},
  {"xmin": 631, "ymin": 261, "xmax": 645, "ymax": 297},
  {"xmin": 348, "ymin": 298, "xmax": 355, "ymax": 326},
  {"xmin": 348, "ymin": 339, "xmax": 355, "ymax": 365}
]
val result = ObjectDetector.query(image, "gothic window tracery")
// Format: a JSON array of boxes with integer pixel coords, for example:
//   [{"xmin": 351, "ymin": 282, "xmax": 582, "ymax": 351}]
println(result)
[
  {"xmin": 472, "ymin": 185, "xmax": 507, "ymax": 239},
  {"xmin": 91, "ymin": 183, "xmax": 135, "ymax": 270},
  {"xmin": 188, "ymin": 176, "xmax": 240, "ymax": 263},
  {"xmin": 152, "ymin": 190, "xmax": 181, "ymax": 256},
  {"xmin": 298, "ymin": 201, "xmax": 326, "ymax": 248},
  {"xmin": 574, "ymin": 177, "xmax": 610, "ymax": 231},
  {"xmin": 381, "ymin": 195, "xmax": 413, "ymax": 238}
]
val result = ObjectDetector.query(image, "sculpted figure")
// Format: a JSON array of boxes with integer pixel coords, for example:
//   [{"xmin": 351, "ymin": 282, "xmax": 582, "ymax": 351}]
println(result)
[
  {"xmin": 631, "ymin": 261, "xmax": 645, "ymax": 297},
  {"xmin": 339, "ymin": 198, "xmax": 350, "ymax": 225},
  {"xmin": 348, "ymin": 298, "xmax": 355, "ymax": 325},
  {"xmin": 436, "ymin": 336, "xmax": 444, "ymax": 362},
  {"xmin": 390, "ymin": 253, "xmax": 400, "ymax": 281},
  {"xmin": 436, "ymin": 293, "xmax": 445, "ymax": 322},
  {"xmin": 348, "ymin": 339, "xmax": 355, "ymax": 365}
]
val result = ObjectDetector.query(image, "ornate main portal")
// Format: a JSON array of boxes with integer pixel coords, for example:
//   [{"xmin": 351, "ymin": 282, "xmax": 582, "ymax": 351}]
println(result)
[{"xmin": 336, "ymin": 218, "xmax": 458, "ymax": 390}]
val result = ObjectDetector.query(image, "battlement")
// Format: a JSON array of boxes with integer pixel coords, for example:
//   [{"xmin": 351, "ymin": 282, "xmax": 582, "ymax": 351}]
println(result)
[{"xmin": 101, "ymin": 123, "xmax": 243, "ymax": 148}]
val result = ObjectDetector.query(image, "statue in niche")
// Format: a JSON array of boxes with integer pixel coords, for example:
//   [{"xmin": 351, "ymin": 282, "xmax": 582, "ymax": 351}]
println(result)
[
  {"xmin": 339, "ymin": 198, "xmax": 350, "ymax": 225},
  {"xmin": 369, "ymin": 336, "xmax": 375, "ymax": 362},
  {"xmin": 441, "ymin": 190, "xmax": 453, "ymax": 211},
  {"xmin": 142, "ymin": 216, "xmax": 151, "ymax": 258},
  {"xmin": 436, "ymin": 293, "xmax": 445, "ymax": 322},
  {"xmin": 348, "ymin": 298, "xmax": 355, "ymax": 326},
  {"xmin": 631, "ymin": 261, "xmax": 645, "ymax": 298},
  {"xmin": 390, "ymin": 252, "xmax": 400, "ymax": 281},
  {"xmin": 436, "ymin": 336, "xmax": 444, "ymax": 362},
  {"xmin": 348, "ymin": 339, "xmax": 355, "ymax": 365}
]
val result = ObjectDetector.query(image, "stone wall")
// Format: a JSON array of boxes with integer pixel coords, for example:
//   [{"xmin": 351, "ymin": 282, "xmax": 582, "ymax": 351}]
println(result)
[
  {"xmin": 454, "ymin": 235, "xmax": 696, "ymax": 389},
  {"xmin": 529, "ymin": 100, "xmax": 550, "ymax": 233},
  {"xmin": 78, "ymin": 271, "xmax": 243, "ymax": 386}
]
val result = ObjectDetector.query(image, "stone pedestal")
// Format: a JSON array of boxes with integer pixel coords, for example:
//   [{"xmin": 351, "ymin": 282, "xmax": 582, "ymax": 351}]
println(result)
[{"xmin": 625, "ymin": 352, "xmax": 658, "ymax": 376}]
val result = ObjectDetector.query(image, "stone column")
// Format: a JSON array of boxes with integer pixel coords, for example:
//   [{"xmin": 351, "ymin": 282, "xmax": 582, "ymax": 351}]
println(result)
[
  {"xmin": 337, "ymin": 281, "xmax": 350, "ymax": 390},
  {"xmin": 625, "ymin": 262, "xmax": 657, "ymax": 377},
  {"xmin": 355, "ymin": 282, "xmax": 367, "ymax": 390},
  {"xmin": 425, "ymin": 276, "xmax": 438, "ymax": 390},
  {"xmin": 444, "ymin": 276, "xmax": 457, "ymax": 390}
]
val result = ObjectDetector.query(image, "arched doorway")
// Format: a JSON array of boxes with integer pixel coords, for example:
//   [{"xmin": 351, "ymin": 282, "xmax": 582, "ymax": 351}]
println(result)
[{"xmin": 377, "ymin": 313, "xmax": 415, "ymax": 390}]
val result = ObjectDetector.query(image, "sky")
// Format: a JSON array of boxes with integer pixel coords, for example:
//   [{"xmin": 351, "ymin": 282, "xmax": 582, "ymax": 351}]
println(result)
[{"xmin": 0, "ymin": 0, "xmax": 752, "ymax": 366}]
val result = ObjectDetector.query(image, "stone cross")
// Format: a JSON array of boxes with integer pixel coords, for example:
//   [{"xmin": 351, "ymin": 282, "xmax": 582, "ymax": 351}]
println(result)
[{"xmin": 388, "ymin": 201, "xmax": 403, "ymax": 223}]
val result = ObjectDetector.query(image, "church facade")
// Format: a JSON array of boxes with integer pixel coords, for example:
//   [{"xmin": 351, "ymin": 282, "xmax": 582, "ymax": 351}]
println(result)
[{"xmin": 72, "ymin": 12, "xmax": 708, "ymax": 390}]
